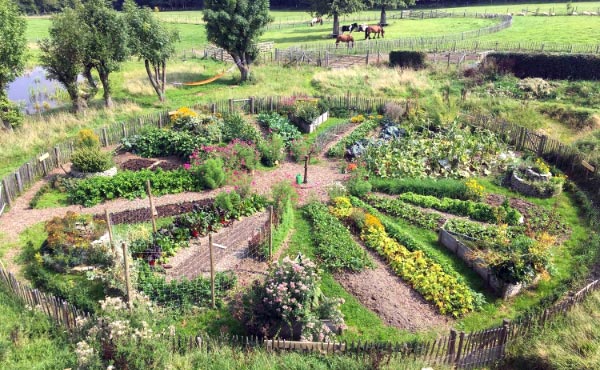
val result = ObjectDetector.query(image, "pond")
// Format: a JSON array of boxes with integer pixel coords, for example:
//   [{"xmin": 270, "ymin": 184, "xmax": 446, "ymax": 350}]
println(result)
[{"xmin": 5, "ymin": 66, "xmax": 69, "ymax": 114}]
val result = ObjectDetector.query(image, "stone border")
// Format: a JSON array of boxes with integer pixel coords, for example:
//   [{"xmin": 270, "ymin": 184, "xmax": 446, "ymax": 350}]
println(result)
[
  {"xmin": 510, "ymin": 170, "xmax": 562, "ymax": 198},
  {"xmin": 438, "ymin": 229, "xmax": 524, "ymax": 299},
  {"xmin": 70, "ymin": 166, "xmax": 118, "ymax": 179}
]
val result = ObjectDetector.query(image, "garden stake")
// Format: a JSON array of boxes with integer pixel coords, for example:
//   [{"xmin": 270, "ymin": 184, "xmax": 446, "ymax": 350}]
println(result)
[
  {"xmin": 146, "ymin": 180, "xmax": 158, "ymax": 233},
  {"xmin": 303, "ymin": 155, "xmax": 309, "ymax": 184},
  {"xmin": 209, "ymin": 232, "xmax": 216, "ymax": 309},
  {"xmin": 269, "ymin": 205, "xmax": 274, "ymax": 262},
  {"xmin": 121, "ymin": 242, "xmax": 133, "ymax": 311},
  {"xmin": 105, "ymin": 209, "xmax": 115, "ymax": 253}
]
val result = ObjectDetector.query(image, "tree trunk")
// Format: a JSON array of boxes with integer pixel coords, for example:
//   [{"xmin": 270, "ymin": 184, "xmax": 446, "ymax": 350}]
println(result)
[
  {"xmin": 332, "ymin": 13, "xmax": 340, "ymax": 36},
  {"xmin": 97, "ymin": 67, "xmax": 113, "ymax": 108},
  {"xmin": 160, "ymin": 61, "xmax": 166, "ymax": 102},
  {"xmin": 66, "ymin": 84, "xmax": 85, "ymax": 114},
  {"xmin": 232, "ymin": 54, "xmax": 251, "ymax": 82},
  {"xmin": 380, "ymin": 6, "xmax": 387, "ymax": 26},
  {"xmin": 83, "ymin": 64, "xmax": 98, "ymax": 102},
  {"xmin": 144, "ymin": 59, "xmax": 164, "ymax": 102}
]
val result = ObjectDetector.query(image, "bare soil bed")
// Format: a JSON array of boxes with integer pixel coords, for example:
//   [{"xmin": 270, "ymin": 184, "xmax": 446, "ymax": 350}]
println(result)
[{"xmin": 334, "ymin": 241, "xmax": 451, "ymax": 332}]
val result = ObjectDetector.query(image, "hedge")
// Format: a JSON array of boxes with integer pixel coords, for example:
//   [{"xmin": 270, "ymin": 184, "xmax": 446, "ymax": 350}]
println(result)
[
  {"xmin": 485, "ymin": 52, "xmax": 600, "ymax": 80},
  {"xmin": 389, "ymin": 51, "xmax": 427, "ymax": 69}
]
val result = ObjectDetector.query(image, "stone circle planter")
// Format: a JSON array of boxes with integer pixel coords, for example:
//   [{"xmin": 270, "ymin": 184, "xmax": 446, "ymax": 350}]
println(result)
[
  {"xmin": 510, "ymin": 169, "xmax": 562, "ymax": 198},
  {"xmin": 71, "ymin": 166, "xmax": 118, "ymax": 179}
]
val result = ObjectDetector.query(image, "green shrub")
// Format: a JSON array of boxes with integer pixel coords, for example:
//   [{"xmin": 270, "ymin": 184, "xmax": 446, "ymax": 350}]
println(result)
[
  {"xmin": 258, "ymin": 134, "xmax": 284, "ymax": 167},
  {"xmin": 485, "ymin": 52, "xmax": 600, "ymax": 80},
  {"xmin": 288, "ymin": 138, "xmax": 310, "ymax": 162},
  {"xmin": 75, "ymin": 129, "xmax": 101, "ymax": 149},
  {"xmin": 71, "ymin": 147, "xmax": 113, "ymax": 173},
  {"xmin": 370, "ymin": 177, "xmax": 470, "ymax": 199},
  {"xmin": 121, "ymin": 127, "xmax": 207, "ymax": 159},
  {"xmin": 539, "ymin": 104, "xmax": 598, "ymax": 130},
  {"xmin": 389, "ymin": 51, "xmax": 427, "ymax": 69},
  {"xmin": 221, "ymin": 113, "xmax": 261, "ymax": 143},
  {"xmin": 196, "ymin": 158, "xmax": 226, "ymax": 190},
  {"xmin": 0, "ymin": 96, "xmax": 24, "ymax": 129},
  {"xmin": 346, "ymin": 175, "xmax": 372, "ymax": 198}
]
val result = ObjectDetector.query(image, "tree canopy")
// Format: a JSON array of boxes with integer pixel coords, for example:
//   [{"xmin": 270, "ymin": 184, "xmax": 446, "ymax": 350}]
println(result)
[
  {"xmin": 123, "ymin": 0, "xmax": 179, "ymax": 102},
  {"xmin": 0, "ymin": 0, "xmax": 27, "ymax": 96},
  {"xmin": 203, "ymin": 0, "xmax": 272, "ymax": 82},
  {"xmin": 308, "ymin": 0, "xmax": 366, "ymax": 36},
  {"xmin": 370, "ymin": 0, "xmax": 416, "ymax": 25}
]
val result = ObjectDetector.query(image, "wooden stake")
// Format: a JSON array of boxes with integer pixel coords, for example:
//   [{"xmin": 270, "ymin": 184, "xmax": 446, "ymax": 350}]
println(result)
[
  {"xmin": 121, "ymin": 242, "xmax": 133, "ymax": 311},
  {"xmin": 105, "ymin": 209, "xmax": 115, "ymax": 253},
  {"xmin": 303, "ymin": 155, "xmax": 309, "ymax": 184},
  {"xmin": 269, "ymin": 206, "xmax": 274, "ymax": 262},
  {"xmin": 146, "ymin": 180, "xmax": 157, "ymax": 233},
  {"xmin": 209, "ymin": 233, "xmax": 216, "ymax": 309}
]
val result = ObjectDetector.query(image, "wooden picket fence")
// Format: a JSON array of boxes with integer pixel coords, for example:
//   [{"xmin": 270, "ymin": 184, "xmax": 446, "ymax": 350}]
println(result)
[
  {"xmin": 3, "ymin": 260, "xmax": 594, "ymax": 368},
  {"xmin": 0, "ymin": 265, "xmax": 91, "ymax": 330}
]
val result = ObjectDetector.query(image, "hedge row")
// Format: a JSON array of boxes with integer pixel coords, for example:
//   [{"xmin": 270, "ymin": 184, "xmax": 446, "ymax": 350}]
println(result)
[
  {"xmin": 389, "ymin": 51, "xmax": 427, "ymax": 69},
  {"xmin": 485, "ymin": 52, "xmax": 600, "ymax": 80},
  {"xmin": 369, "ymin": 177, "xmax": 470, "ymax": 200}
]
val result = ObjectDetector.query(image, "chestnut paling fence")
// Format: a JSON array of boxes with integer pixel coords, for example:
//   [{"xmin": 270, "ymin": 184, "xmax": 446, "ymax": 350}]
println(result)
[
  {"xmin": 0, "ymin": 261, "xmax": 598, "ymax": 368},
  {"xmin": 1, "ymin": 94, "xmax": 599, "ymax": 217}
]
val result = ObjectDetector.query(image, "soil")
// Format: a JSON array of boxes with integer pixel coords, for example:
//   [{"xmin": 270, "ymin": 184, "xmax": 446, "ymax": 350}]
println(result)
[
  {"xmin": 333, "ymin": 241, "xmax": 450, "ymax": 331},
  {"xmin": 485, "ymin": 193, "xmax": 537, "ymax": 217},
  {"xmin": 120, "ymin": 158, "xmax": 156, "ymax": 171}
]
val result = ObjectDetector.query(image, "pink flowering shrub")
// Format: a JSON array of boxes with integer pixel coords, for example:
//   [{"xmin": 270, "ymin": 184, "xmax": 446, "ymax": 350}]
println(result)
[
  {"xmin": 188, "ymin": 139, "xmax": 259, "ymax": 173},
  {"xmin": 233, "ymin": 255, "xmax": 345, "ymax": 341}
]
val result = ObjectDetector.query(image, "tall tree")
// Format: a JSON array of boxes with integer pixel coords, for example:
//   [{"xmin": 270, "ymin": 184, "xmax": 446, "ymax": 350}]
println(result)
[
  {"xmin": 309, "ymin": 0, "xmax": 365, "ymax": 36},
  {"xmin": 39, "ymin": 7, "xmax": 87, "ymax": 113},
  {"xmin": 79, "ymin": 0, "xmax": 128, "ymax": 108},
  {"xmin": 370, "ymin": 0, "xmax": 415, "ymax": 26},
  {"xmin": 123, "ymin": 0, "xmax": 179, "ymax": 102},
  {"xmin": 0, "ymin": 0, "xmax": 27, "ymax": 130},
  {"xmin": 203, "ymin": 0, "xmax": 272, "ymax": 82}
]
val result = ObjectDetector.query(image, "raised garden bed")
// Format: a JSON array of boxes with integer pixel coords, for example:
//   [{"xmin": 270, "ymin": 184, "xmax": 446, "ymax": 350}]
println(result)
[
  {"xmin": 296, "ymin": 111, "xmax": 329, "ymax": 133},
  {"xmin": 438, "ymin": 229, "xmax": 532, "ymax": 299}
]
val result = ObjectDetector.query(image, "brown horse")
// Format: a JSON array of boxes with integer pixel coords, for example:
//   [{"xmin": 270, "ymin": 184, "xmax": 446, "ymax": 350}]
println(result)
[
  {"xmin": 335, "ymin": 34, "xmax": 354, "ymax": 48},
  {"xmin": 365, "ymin": 25, "xmax": 385, "ymax": 39}
]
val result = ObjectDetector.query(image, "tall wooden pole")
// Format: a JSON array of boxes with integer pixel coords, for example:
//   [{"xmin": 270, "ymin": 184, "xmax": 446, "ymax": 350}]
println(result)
[
  {"xmin": 146, "ymin": 180, "xmax": 157, "ymax": 233},
  {"xmin": 303, "ymin": 155, "xmax": 309, "ymax": 184},
  {"xmin": 121, "ymin": 242, "xmax": 133, "ymax": 311},
  {"xmin": 269, "ymin": 205, "xmax": 274, "ymax": 262},
  {"xmin": 105, "ymin": 209, "xmax": 115, "ymax": 254},
  {"xmin": 209, "ymin": 233, "xmax": 216, "ymax": 309}
]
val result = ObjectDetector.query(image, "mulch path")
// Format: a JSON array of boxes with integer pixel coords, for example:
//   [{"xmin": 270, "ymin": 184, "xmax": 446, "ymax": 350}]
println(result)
[{"xmin": 334, "ymin": 238, "xmax": 450, "ymax": 331}]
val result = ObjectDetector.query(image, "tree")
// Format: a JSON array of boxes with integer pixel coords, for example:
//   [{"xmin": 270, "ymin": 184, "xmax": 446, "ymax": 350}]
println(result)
[
  {"xmin": 0, "ymin": 0, "xmax": 27, "ymax": 129},
  {"xmin": 370, "ymin": 0, "xmax": 415, "ymax": 26},
  {"xmin": 79, "ymin": 0, "xmax": 128, "ymax": 108},
  {"xmin": 123, "ymin": 0, "xmax": 179, "ymax": 102},
  {"xmin": 39, "ymin": 7, "xmax": 87, "ymax": 113},
  {"xmin": 203, "ymin": 0, "xmax": 272, "ymax": 82},
  {"xmin": 309, "ymin": 0, "xmax": 366, "ymax": 36}
]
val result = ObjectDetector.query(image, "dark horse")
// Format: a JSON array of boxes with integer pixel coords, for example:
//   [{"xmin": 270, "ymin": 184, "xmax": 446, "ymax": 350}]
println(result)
[
  {"xmin": 365, "ymin": 25, "xmax": 385, "ymax": 39},
  {"xmin": 335, "ymin": 34, "xmax": 354, "ymax": 48},
  {"xmin": 341, "ymin": 23, "xmax": 358, "ymax": 33}
]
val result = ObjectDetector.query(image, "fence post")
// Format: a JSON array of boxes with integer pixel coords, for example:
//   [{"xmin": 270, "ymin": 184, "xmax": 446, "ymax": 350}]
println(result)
[
  {"xmin": 537, "ymin": 135, "xmax": 548, "ymax": 156},
  {"xmin": 146, "ymin": 180, "xmax": 158, "ymax": 233},
  {"xmin": 209, "ymin": 232, "xmax": 216, "ymax": 309},
  {"xmin": 102, "ymin": 127, "xmax": 109, "ymax": 147},
  {"xmin": 366, "ymin": 49, "xmax": 369, "ymax": 65},
  {"xmin": 455, "ymin": 331, "xmax": 466, "ymax": 364},
  {"xmin": 15, "ymin": 172, "xmax": 23, "ymax": 193},
  {"xmin": 26, "ymin": 162, "xmax": 33, "ymax": 184},
  {"xmin": 105, "ymin": 209, "xmax": 115, "ymax": 254},
  {"xmin": 500, "ymin": 319, "xmax": 510, "ymax": 356},
  {"xmin": 54, "ymin": 146, "xmax": 61, "ymax": 165},
  {"xmin": 229, "ymin": 99, "xmax": 234, "ymax": 113},
  {"xmin": 121, "ymin": 122, "xmax": 127, "ymax": 138},
  {"xmin": 121, "ymin": 242, "xmax": 133, "ymax": 311},
  {"xmin": 250, "ymin": 97, "xmax": 255, "ymax": 114},
  {"xmin": 2, "ymin": 179, "xmax": 12, "ymax": 208},
  {"xmin": 447, "ymin": 329, "xmax": 457, "ymax": 363},
  {"xmin": 304, "ymin": 155, "xmax": 309, "ymax": 184},
  {"xmin": 269, "ymin": 205, "xmax": 274, "ymax": 262}
]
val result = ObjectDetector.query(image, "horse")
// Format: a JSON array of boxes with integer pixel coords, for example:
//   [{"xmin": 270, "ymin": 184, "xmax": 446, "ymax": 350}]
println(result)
[
  {"xmin": 310, "ymin": 17, "xmax": 323, "ymax": 26},
  {"xmin": 356, "ymin": 23, "xmax": 368, "ymax": 32},
  {"xmin": 365, "ymin": 25, "xmax": 385, "ymax": 39},
  {"xmin": 335, "ymin": 34, "xmax": 354, "ymax": 48},
  {"xmin": 341, "ymin": 23, "xmax": 358, "ymax": 33}
]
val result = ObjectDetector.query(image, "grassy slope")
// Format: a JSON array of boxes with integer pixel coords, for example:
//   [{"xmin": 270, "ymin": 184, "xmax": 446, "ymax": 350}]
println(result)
[
  {"xmin": 0, "ymin": 285, "xmax": 76, "ymax": 369},
  {"xmin": 503, "ymin": 289, "xmax": 600, "ymax": 369}
]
